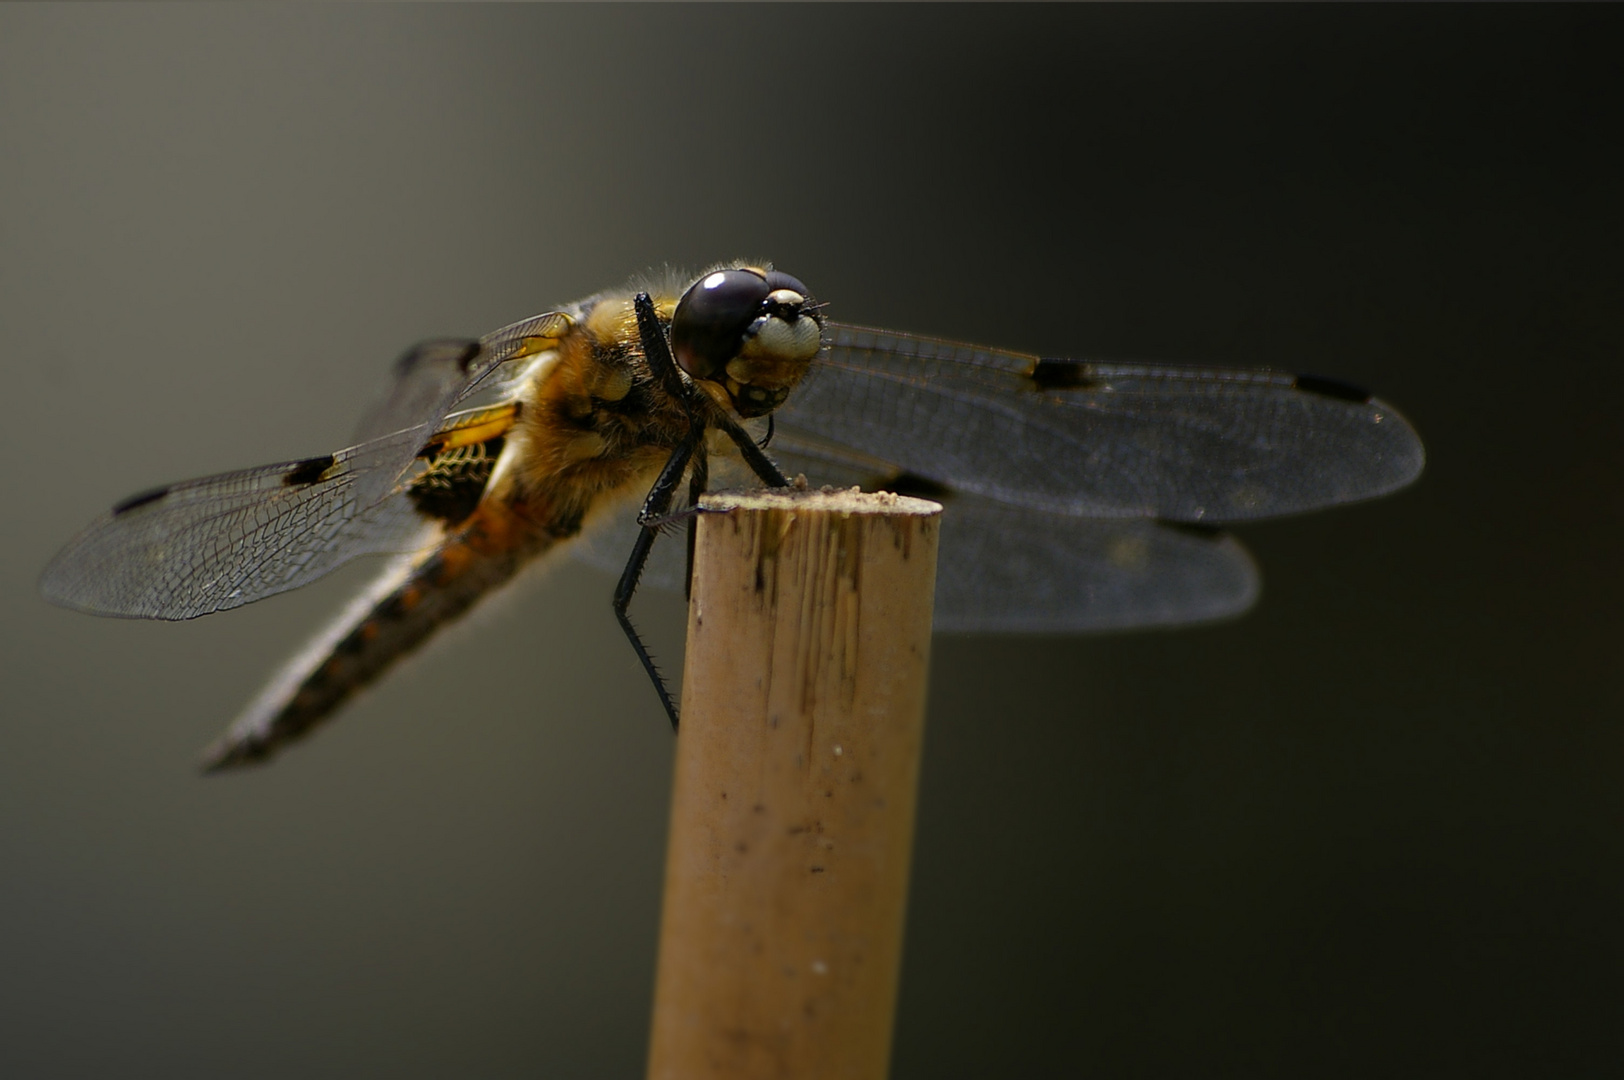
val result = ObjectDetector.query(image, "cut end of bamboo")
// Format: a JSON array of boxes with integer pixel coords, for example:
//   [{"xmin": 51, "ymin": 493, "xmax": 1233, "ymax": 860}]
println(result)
[
  {"xmin": 647, "ymin": 487, "xmax": 941, "ymax": 1080},
  {"xmin": 700, "ymin": 485, "xmax": 943, "ymax": 517}
]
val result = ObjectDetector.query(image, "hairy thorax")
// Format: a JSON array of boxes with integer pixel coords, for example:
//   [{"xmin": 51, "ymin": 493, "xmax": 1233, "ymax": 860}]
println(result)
[{"xmin": 503, "ymin": 293, "xmax": 694, "ymax": 538}]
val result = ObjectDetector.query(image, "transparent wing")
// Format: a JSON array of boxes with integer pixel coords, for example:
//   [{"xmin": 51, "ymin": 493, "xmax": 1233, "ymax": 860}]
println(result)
[
  {"xmin": 568, "ymin": 447, "xmax": 766, "ymax": 595},
  {"xmin": 776, "ymin": 324, "xmax": 1425, "ymax": 523},
  {"xmin": 572, "ymin": 432, "xmax": 1258, "ymax": 633},
  {"xmin": 927, "ymin": 500, "xmax": 1258, "ymax": 632},
  {"xmin": 768, "ymin": 433, "xmax": 1260, "ymax": 631},
  {"xmin": 40, "ymin": 434, "xmax": 438, "ymax": 620},
  {"xmin": 41, "ymin": 310, "xmax": 572, "ymax": 620},
  {"xmin": 571, "ymin": 497, "xmax": 690, "ymax": 595},
  {"xmin": 353, "ymin": 312, "xmax": 572, "ymax": 445}
]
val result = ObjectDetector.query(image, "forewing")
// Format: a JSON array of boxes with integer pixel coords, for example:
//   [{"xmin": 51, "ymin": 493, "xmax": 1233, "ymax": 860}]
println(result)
[
  {"xmin": 40, "ymin": 432, "xmax": 438, "ymax": 620},
  {"xmin": 353, "ymin": 312, "xmax": 572, "ymax": 445},
  {"xmin": 776, "ymin": 324, "xmax": 1425, "ymax": 523},
  {"xmin": 43, "ymin": 309, "xmax": 572, "ymax": 621}
]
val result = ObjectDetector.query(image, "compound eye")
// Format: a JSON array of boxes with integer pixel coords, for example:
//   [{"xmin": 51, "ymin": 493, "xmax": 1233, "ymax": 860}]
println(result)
[
  {"xmin": 671, "ymin": 269, "xmax": 771, "ymax": 380},
  {"xmin": 763, "ymin": 270, "xmax": 810, "ymax": 299}
]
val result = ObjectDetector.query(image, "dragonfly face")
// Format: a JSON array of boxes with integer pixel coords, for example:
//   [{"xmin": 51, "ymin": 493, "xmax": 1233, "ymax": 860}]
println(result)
[
  {"xmin": 40, "ymin": 262, "xmax": 1425, "ymax": 769},
  {"xmin": 670, "ymin": 268, "xmax": 822, "ymax": 417}
]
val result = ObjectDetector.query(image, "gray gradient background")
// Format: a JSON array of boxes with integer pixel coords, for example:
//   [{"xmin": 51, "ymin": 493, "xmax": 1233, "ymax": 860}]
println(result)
[{"xmin": 2, "ymin": 6, "xmax": 1619, "ymax": 1077}]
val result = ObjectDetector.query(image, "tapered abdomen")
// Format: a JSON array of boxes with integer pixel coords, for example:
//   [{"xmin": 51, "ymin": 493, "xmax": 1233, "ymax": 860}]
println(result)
[{"xmin": 201, "ymin": 508, "xmax": 550, "ymax": 771}]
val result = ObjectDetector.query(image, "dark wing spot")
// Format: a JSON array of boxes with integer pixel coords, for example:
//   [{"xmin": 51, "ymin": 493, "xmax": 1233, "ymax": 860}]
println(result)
[
  {"xmin": 1029, "ymin": 358, "xmax": 1101, "ymax": 391},
  {"xmin": 283, "ymin": 454, "xmax": 337, "ymax": 487},
  {"xmin": 392, "ymin": 338, "xmax": 481, "ymax": 377},
  {"xmin": 111, "ymin": 485, "xmax": 169, "ymax": 515},
  {"xmin": 1293, "ymin": 373, "xmax": 1371, "ymax": 403},
  {"xmin": 883, "ymin": 472, "xmax": 954, "ymax": 502},
  {"xmin": 1156, "ymin": 520, "xmax": 1226, "ymax": 540}
]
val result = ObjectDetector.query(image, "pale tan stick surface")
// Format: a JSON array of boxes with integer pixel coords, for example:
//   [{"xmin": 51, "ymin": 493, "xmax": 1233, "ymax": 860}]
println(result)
[{"xmin": 647, "ymin": 489, "xmax": 941, "ymax": 1080}]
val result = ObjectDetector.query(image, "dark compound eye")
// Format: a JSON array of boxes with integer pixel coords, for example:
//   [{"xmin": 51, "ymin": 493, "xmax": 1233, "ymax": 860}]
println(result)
[
  {"xmin": 671, "ymin": 268, "xmax": 771, "ymax": 380},
  {"xmin": 763, "ymin": 270, "xmax": 809, "ymax": 298}
]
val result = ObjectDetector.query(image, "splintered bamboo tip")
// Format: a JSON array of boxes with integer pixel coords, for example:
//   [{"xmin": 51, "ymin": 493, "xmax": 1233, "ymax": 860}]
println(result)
[{"xmin": 647, "ymin": 487, "xmax": 941, "ymax": 1080}]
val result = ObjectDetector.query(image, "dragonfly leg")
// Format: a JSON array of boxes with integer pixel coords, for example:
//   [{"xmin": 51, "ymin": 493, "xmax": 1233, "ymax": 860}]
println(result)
[
  {"xmin": 684, "ymin": 443, "xmax": 709, "ymax": 601},
  {"xmin": 634, "ymin": 291, "xmax": 692, "ymax": 404},
  {"xmin": 614, "ymin": 434, "xmax": 698, "ymax": 731},
  {"xmin": 717, "ymin": 413, "xmax": 790, "ymax": 487},
  {"xmin": 633, "ymin": 289, "xmax": 787, "ymax": 488},
  {"xmin": 617, "ymin": 292, "xmax": 786, "ymax": 727}
]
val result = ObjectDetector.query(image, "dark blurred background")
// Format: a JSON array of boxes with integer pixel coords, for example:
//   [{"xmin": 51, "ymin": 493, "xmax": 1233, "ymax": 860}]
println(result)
[{"xmin": 2, "ymin": 6, "xmax": 1619, "ymax": 1077}]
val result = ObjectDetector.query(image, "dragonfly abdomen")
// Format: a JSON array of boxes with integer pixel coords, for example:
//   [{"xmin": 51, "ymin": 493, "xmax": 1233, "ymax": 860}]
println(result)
[{"xmin": 200, "ymin": 506, "xmax": 550, "ymax": 772}]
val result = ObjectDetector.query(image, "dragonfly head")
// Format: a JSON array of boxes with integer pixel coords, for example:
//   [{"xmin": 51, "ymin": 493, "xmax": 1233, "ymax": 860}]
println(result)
[{"xmin": 670, "ymin": 266, "xmax": 823, "ymax": 418}]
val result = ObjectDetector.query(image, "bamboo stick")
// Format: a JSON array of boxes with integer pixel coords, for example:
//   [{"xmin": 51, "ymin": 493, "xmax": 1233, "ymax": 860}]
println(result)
[{"xmin": 647, "ymin": 488, "xmax": 942, "ymax": 1080}]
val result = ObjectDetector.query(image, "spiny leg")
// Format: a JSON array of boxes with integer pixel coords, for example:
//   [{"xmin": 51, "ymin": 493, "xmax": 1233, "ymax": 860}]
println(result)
[
  {"xmin": 717, "ymin": 412, "xmax": 790, "ymax": 488},
  {"xmin": 613, "ymin": 291, "xmax": 705, "ymax": 730},
  {"xmin": 634, "ymin": 291, "xmax": 690, "ymax": 403},
  {"xmin": 684, "ymin": 442, "xmax": 709, "ymax": 602},
  {"xmin": 632, "ymin": 288, "xmax": 786, "ymax": 491},
  {"xmin": 617, "ymin": 292, "xmax": 791, "ymax": 727},
  {"xmin": 614, "ymin": 435, "xmax": 697, "ymax": 730}
]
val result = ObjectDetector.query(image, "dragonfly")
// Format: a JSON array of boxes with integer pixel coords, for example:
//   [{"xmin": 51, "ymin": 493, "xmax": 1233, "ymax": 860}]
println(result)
[{"xmin": 40, "ymin": 264, "xmax": 1425, "ymax": 771}]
